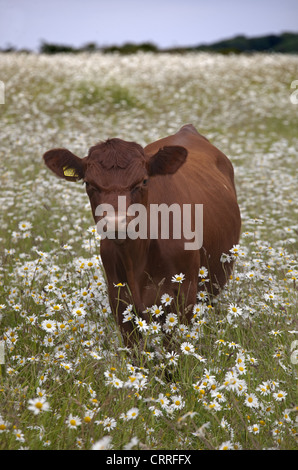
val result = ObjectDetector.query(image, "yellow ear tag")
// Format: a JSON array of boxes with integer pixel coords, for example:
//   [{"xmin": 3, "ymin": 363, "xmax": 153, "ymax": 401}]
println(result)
[{"xmin": 63, "ymin": 166, "xmax": 78, "ymax": 177}]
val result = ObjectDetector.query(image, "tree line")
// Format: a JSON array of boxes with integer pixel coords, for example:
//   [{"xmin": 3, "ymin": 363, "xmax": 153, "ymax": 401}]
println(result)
[{"xmin": 1, "ymin": 32, "xmax": 298, "ymax": 54}]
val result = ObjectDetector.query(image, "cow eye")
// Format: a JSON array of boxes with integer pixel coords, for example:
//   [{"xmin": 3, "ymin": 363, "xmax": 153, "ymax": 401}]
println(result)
[
  {"xmin": 131, "ymin": 179, "xmax": 148, "ymax": 194},
  {"xmin": 131, "ymin": 185, "xmax": 141, "ymax": 194},
  {"xmin": 84, "ymin": 181, "xmax": 90, "ymax": 188}
]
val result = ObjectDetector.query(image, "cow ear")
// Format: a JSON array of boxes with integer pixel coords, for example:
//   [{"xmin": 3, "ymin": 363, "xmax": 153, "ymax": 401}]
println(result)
[
  {"xmin": 43, "ymin": 148, "xmax": 85, "ymax": 181},
  {"xmin": 147, "ymin": 146, "xmax": 187, "ymax": 176}
]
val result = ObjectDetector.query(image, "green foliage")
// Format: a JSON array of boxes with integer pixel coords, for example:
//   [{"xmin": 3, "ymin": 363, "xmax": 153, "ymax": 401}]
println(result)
[
  {"xmin": 195, "ymin": 32, "xmax": 298, "ymax": 54},
  {"xmin": 35, "ymin": 33, "xmax": 298, "ymax": 54},
  {"xmin": 2, "ymin": 33, "xmax": 298, "ymax": 55},
  {"xmin": 75, "ymin": 82, "xmax": 140, "ymax": 109}
]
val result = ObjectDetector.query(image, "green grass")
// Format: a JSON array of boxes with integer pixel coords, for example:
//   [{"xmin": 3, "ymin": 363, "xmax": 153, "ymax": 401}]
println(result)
[{"xmin": 0, "ymin": 51, "xmax": 297, "ymax": 450}]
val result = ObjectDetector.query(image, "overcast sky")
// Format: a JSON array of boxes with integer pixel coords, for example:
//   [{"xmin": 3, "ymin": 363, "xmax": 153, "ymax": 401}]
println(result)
[{"xmin": 0, "ymin": 0, "xmax": 297, "ymax": 51}]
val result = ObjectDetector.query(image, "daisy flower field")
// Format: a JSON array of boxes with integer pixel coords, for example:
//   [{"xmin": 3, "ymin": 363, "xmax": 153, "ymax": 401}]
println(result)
[{"xmin": 0, "ymin": 51, "xmax": 297, "ymax": 450}]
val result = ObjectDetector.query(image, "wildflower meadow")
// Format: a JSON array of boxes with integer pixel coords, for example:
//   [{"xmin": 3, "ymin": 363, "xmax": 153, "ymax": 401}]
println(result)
[{"xmin": 0, "ymin": 51, "xmax": 297, "ymax": 450}]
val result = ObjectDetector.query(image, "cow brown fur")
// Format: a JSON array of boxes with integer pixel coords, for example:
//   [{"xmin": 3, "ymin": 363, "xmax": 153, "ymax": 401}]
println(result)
[{"xmin": 43, "ymin": 124, "xmax": 241, "ymax": 347}]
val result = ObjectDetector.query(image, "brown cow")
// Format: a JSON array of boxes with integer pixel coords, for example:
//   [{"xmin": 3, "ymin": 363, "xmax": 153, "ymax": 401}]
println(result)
[{"xmin": 43, "ymin": 124, "xmax": 241, "ymax": 347}]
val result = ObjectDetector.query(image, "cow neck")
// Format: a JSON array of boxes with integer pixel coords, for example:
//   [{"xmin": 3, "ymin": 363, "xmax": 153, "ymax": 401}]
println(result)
[{"xmin": 115, "ymin": 238, "xmax": 149, "ymax": 306}]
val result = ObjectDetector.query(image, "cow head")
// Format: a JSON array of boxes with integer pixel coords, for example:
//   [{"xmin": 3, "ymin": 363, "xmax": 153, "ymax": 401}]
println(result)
[{"xmin": 43, "ymin": 138, "xmax": 187, "ymax": 241}]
